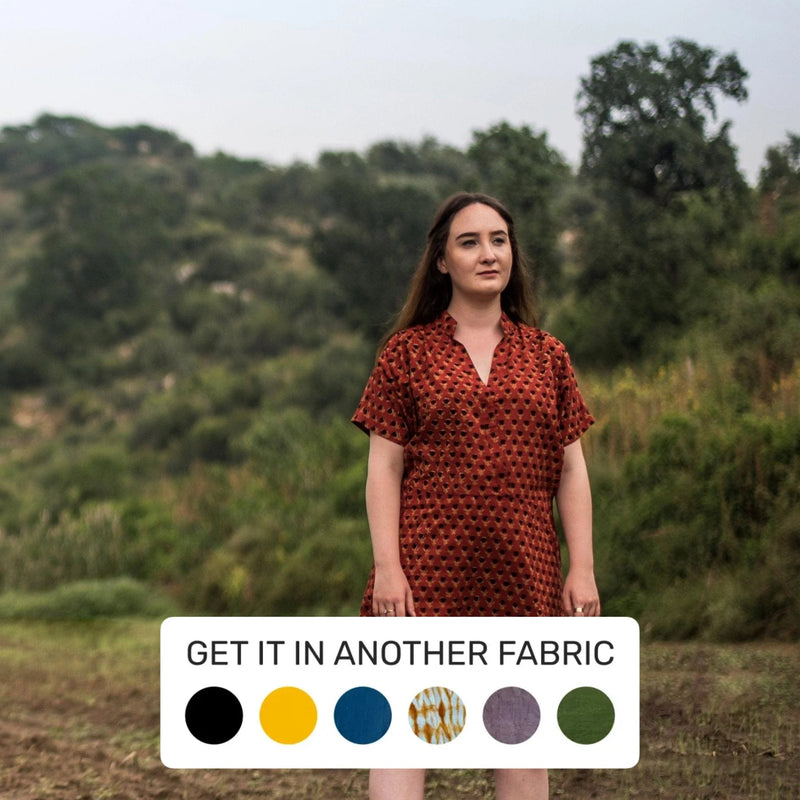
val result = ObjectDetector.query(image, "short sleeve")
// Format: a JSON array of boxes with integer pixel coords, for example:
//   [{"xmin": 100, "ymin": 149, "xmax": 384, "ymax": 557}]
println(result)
[
  {"xmin": 351, "ymin": 335, "xmax": 416, "ymax": 445},
  {"xmin": 554, "ymin": 345, "xmax": 594, "ymax": 446}
]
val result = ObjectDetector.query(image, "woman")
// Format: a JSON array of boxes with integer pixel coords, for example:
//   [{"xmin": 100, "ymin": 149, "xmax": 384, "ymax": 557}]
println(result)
[{"xmin": 352, "ymin": 192, "xmax": 600, "ymax": 800}]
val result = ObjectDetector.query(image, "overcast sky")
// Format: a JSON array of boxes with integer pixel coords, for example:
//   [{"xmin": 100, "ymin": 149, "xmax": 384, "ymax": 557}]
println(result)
[{"xmin": 2, "ymin": 0, "xmax": 798, "ymax": 183}]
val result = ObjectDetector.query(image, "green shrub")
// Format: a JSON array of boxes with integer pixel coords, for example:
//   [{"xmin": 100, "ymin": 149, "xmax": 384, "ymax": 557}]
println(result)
[
  {"xmin": 259, "ymin": 520, "xmax": 371, "ymax": 615},
  {"xmin": 0, "ymin": 577, "xmax": 178, "ymax": 618},
  {"xmin": 0, "ymin": 340, "xmax": 51, "ymax": 388},
  {"xmin": 216, "ymin": 301, "xmax": 291, "ymax": 358},
  {"xmin": 0, "ymin": 504, "xmax": 125, "ymax": 590},
  {"xmin": 130, "ymin": 327, "xmax": 189, "ymax": 373},
  {"xmin": 192, "ymin": 365, "xmax": 262, "ymax": 413},
  {"xmin": 184, "ymin": 415, "xmax": 240, "ymax": 463},
  {"xmin": 286, "ymin": 337, "xmax": 373, "ymax": 420},
  {"xmin": 0, "ymin": 499, "xmax": 186, "ymax": 590},
  {"xmin": 714, "ymin": 279, "xmax": 800, "ymax": 397},
  {"xmin": 129, "ymin": 392, "xmax": 204, "ymax": 450},
  {"xmin": 39, "ymin": 443, "xmax": 129, "ymax": 513},
  {"xmin": 181, "ymin": 517, "xmax": 371, "ymax": 616},
  {"xmin": 196, "ymin": 239, "xmax": 265, "ymax": 282},
  {"xmin": 594, "ymin": 400, "xmax": 800, "ymax": 640},
  {"xmin": 181, "ymin": 548, "xmax": 251, "ymax": 614}
]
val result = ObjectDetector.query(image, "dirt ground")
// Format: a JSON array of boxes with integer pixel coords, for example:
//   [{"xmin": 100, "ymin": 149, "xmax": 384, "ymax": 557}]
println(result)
[{"xmin": 0, "ymin": 622, "xmax": 797, "ymax": 799}]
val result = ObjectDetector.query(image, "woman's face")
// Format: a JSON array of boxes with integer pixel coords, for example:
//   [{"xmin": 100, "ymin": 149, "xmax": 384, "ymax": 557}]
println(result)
[{"xmin": 437, "ymin": 203, "xmax": 513, "ymax": 306}]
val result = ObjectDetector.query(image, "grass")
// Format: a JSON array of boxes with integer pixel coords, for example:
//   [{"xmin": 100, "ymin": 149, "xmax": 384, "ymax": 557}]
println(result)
[{"xmin": 0, "ymin": 619, "xmax": 797, "ymax": 799}]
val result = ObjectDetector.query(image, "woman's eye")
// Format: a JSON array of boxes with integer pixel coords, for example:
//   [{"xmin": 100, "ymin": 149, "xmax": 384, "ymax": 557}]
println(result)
[{"xmin": 493, "ymin": 237, "xmax": 508, "ymax": 246}]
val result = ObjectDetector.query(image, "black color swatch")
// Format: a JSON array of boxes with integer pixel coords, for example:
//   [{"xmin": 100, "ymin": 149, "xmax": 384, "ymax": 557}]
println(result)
[{"xmin": 185, "ymin": 686, "xmax": 244, "ymax": 745}]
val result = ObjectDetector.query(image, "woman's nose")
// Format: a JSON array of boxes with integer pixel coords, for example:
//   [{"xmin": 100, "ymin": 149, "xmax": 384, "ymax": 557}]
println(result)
[{"xmin": 479, "ymin": 239, "xmax": 497, "ymax": 261}]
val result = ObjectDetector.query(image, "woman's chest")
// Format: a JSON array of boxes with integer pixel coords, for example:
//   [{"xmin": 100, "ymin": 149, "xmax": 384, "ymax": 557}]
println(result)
[{"xmin": 408, "ymin": 343, "xmax": 561, "ymax": 435}]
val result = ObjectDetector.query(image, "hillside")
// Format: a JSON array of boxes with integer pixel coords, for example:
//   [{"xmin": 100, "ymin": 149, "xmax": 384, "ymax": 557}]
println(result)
[{"xmin": 0, "ymin": 113, "xmax": 798, "ymax": 639}]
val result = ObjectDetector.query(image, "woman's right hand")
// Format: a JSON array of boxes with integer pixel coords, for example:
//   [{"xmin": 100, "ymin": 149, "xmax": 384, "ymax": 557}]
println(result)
[{"xmin": 372, "ymin": 563, "xmax": 416, "ymax": 617}]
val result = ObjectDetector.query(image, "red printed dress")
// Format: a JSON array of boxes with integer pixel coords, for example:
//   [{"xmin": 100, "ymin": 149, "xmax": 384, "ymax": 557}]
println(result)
[{"xmin": 352, "ymin": 311, "xmax": 594, "ymax": 617}]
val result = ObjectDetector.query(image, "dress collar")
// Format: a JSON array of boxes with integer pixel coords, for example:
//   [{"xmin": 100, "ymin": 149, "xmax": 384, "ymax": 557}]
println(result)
[{"xmin": 434, "ymin": 310, "xmax": 518, "ymax": 339}]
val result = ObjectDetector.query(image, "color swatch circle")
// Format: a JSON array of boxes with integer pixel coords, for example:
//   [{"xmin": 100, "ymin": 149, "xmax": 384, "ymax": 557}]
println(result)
[
  {"xmin": 184, "ymin": 686, "xmax": 243, "ymax": 745},
  {"xmin": 260, "ymin": 686, "xmax": 317, "ymax": 744},
  {"xmin": 408, "ymin": 686, "xmax": 466, "ymax": 744},
  {"xmin": 482, "ymin": 686, "xmax": 541, "ymax": 744},
  {"xmin": 334, "ymin": 686, "xmax": 392, "ymax": 744},
  {"xmin": 557, "ymin": 687, "xmax": 615, "ymax": 744}
]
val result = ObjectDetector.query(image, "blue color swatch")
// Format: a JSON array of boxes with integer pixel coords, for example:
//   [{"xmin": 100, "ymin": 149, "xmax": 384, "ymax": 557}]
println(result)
[{"xmin": 334, "ymin": 686, "xmax": 392, "ymax": 744}]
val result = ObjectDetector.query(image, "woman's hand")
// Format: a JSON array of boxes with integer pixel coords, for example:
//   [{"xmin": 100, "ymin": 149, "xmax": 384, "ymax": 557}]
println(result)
[
  {"xmin": 372, "ymin": 563, "xmax": 416, "ymax": 617},
  {"xmin": 563, "ymin": 567, "xmax": 600, "ymax": 617}
]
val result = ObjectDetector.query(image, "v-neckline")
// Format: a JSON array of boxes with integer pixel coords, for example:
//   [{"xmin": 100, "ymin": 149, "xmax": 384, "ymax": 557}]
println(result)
[
  {"xmin": 455, "ymin": 336, "xmax": 502, "ymax": 388},
  {"xmin": 439, "ymin": 310, "xmax": 515, "ymax": 388}
]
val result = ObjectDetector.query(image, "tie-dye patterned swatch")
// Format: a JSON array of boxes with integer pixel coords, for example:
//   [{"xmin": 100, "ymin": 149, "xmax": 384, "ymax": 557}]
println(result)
[{"xmin": 408, "ymin": 686, "xmax": 466, "ymax": 743}]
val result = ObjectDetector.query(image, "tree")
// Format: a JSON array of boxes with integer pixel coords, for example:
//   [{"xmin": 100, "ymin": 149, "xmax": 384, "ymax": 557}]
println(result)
[
  {"xmin": 755, "ymin": 133, "xmax": 800, "ymax": 283},
  {"xmin": 577, "ymin": 39, "xmax": 748, "ymax": 205},
  {"xmin": 18, "ymin": 163, "xmax": 183, "ymax": 354},
  {"xmin": 468, "ymin": 122, "xmax": 569, "ymax": 293},
  {"xmin": 558, "ymin": 40, "xmax": 752, "ymax": 365},
  {"xmin": 310, "ymin": 150, "xmax": 440, "ymax": 339},
  {"xmin": 108, "ymin": 123, "xmax": 195, "ymax": 159},
  {"xmin": 759, "ymin": 133, "xmax": 800, "ymax": 203},
  {"xmin": 0, "ymin": 114, "xmax": 120, "ymax": 185},
  {"xmin": 366, "ymin": 136, "xmax": 474, "ymax": 187},
  {"xmin": 311, "ymin": 179, "xmax": 437, "ymax": 338}
]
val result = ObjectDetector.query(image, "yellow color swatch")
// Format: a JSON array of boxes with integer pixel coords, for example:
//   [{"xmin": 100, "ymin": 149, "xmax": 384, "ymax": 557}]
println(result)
[{"xmin": 260, "ymin": 687, "xmax": 317, "ymax": 744}]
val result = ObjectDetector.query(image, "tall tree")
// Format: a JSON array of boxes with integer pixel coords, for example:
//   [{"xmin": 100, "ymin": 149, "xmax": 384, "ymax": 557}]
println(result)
[
  {"xmin": 558, "ymin": 40, "xmax": 751, "ymax": 365},
  {"xmin": 577, "ymin": 39, "xmax": 748, "ymax": 205}
]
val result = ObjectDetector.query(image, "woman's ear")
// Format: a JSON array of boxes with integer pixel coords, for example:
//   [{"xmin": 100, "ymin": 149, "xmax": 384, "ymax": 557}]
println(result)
[{"xmin": 437, "ymin": 258, "xmax": 448, "ymax": 274}]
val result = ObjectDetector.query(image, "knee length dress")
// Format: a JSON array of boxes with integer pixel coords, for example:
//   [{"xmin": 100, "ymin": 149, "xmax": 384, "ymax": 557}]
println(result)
[{"xmin": 352, "ymin": 311, "xmax": 593, "ymax": 617}]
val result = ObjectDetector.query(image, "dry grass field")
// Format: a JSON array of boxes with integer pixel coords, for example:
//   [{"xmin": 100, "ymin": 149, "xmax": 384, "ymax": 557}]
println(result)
[{"xmin": 0, "ymin": 620, "xmax": 797, "ymax": 799}]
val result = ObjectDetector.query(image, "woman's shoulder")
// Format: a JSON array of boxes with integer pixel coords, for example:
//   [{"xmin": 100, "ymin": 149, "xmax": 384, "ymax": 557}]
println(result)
[
  {"xmin": 376, "ymin": 321, "xmax": 436, "ymax": 372},
  {"xmin": 383, "ymin": 317, "xmax": 446, "ymax": 350},
  {"xmin": 380, "ymin": 327, "xmax": 418, "ymax": 358}
]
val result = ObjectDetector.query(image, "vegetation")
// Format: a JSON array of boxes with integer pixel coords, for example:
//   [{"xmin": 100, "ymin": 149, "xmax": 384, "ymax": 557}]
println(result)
[{"xmin": 0, "ymin": 38, "xmax": 797, "ymax": 640}]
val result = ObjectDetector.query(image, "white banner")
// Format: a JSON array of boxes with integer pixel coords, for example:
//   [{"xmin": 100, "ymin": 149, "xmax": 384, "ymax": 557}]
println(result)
[{"xmin": 161, "ymin": 616, "xmax": 639, "ymax": 769}]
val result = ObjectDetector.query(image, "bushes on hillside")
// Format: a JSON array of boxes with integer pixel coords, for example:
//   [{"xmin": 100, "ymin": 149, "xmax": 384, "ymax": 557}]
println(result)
[{"xmin": 594, "ymin": 403, "xmax": 800, "ymax": 640}]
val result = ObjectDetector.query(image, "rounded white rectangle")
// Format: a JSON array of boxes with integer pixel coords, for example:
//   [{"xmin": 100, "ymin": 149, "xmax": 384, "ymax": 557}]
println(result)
[{"xmin": 161, "ymin": 616, "xmax": 639, "ymax": 769}]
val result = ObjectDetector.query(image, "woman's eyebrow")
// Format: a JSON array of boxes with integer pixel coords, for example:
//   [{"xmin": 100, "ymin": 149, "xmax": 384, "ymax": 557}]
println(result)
[{"xmin": 454, "ymin": 229, "xmax": 508, "ymax": 240}]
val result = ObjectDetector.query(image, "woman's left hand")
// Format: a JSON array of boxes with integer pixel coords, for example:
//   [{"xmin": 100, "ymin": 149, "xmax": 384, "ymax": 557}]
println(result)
[{"xmin": 563, "ymin": 568, "xmax": 601, "ymax": 616}]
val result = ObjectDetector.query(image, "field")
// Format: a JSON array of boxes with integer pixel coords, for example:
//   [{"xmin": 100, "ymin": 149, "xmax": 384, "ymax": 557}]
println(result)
[{"xmin": 0, "ymin": 620, "xmax": 797, "ymax": 799}]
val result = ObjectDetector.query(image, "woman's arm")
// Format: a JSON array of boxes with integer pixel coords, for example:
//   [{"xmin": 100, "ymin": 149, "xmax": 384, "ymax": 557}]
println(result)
[
  {"xmin": 365, "ymin": 432, "xmax": 416, "ymax": 616},
  {"xmin": 556, "ymin": 439, "xmax": 600, "ymax": 616}
]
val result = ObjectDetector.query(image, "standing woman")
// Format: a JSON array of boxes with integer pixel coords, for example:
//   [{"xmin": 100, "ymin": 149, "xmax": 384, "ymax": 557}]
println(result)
[{"xmin": 352, "ymin": 192, "xmax": 599, "ymax": 800}]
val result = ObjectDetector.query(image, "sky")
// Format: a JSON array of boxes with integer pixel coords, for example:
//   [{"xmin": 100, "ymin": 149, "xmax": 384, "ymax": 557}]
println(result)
[{"xmin": 2, "ymin": 0, "xmax": 799, "ymax": 184}]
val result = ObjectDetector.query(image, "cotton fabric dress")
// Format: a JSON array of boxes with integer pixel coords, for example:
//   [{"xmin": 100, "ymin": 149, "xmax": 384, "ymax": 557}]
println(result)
[{"xmin": 352, "ymin": 311, "xmax": 594, "ymax": 617}]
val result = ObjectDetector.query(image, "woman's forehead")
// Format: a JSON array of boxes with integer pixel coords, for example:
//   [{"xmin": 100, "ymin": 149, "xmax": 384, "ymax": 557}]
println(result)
[{"xmin": 449, "ymin": 203, "xmax": 508, "ymax": 235}]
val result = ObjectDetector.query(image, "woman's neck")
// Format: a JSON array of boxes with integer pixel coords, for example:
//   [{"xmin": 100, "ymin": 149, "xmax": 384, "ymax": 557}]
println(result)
[{"xmin": 446, "ymin": 297, "xmax": 503, "ymax": 333}]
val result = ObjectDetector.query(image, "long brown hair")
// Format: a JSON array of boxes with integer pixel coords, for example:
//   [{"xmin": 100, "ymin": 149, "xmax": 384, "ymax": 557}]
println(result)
[{"xmin": 378, "ymin": 192, "xmax": 538, "ymax": 353}]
